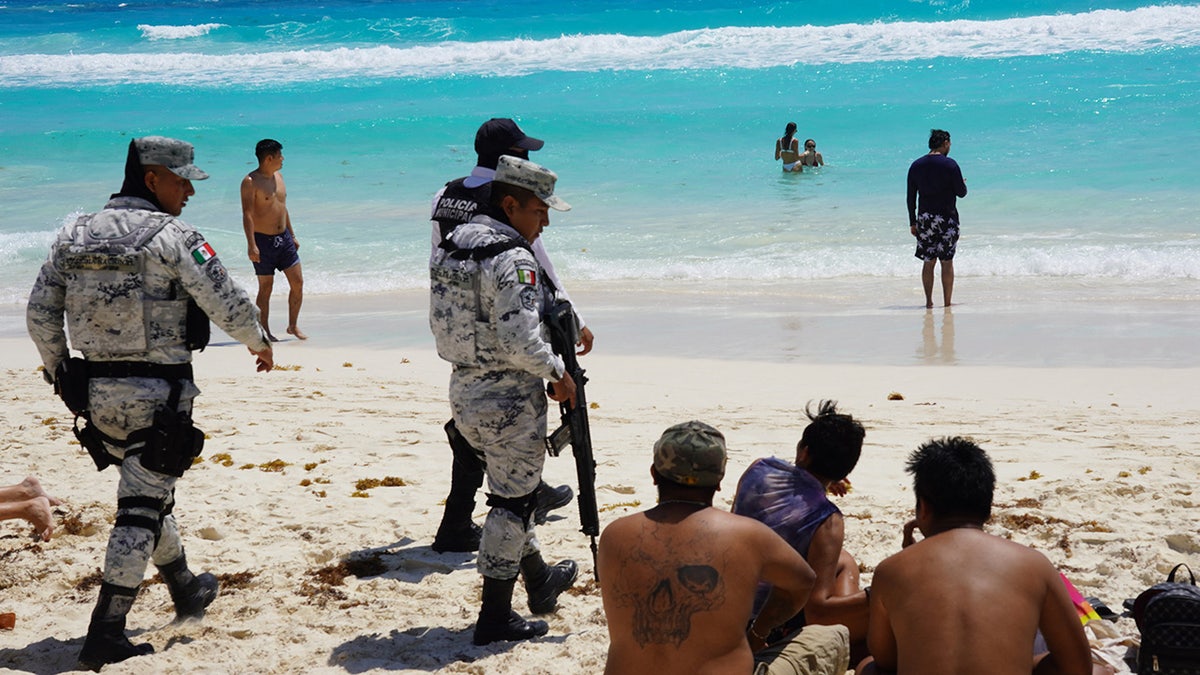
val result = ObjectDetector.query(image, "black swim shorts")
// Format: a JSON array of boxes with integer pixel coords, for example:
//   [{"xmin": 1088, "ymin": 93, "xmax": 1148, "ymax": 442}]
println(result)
[
  {"xmin": 913, "ymin": 212, "xmax": 960, "ymax": 261},
  {"xmin": 252, "ymin": 231, "xmax": 300, "ymax": 275}
]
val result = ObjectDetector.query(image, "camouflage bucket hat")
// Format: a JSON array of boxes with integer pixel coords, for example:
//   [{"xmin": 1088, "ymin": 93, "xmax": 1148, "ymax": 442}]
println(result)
[
  {"xmin": 493, "ymin": 155, "xmax": 571, "ymax": 212},
  {"xmin": 653, "ymin": 421, "xmax": 727, "ymax": 487},
  {"xmin": 134, "ymin": 135, "xmax": 209, "ymax": 180}
]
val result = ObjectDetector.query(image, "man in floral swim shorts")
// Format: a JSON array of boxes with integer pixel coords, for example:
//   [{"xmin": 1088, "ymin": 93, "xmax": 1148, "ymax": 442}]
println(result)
[{"xmin": 907, "ymin": 129, "xmax": 967, "ymax": 308}]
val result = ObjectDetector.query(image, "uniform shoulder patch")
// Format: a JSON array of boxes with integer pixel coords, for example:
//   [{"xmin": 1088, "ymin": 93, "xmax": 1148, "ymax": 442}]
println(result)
[
  {"xmin": 515, "ymin": 265, "xmax": 537, "ymax": 286},
  {"xmin": 191, "ymin": 241, "xmax": 217, "ymax": 265},
  {"xmin": 205, "ymin": 259, "xmax": 228, "ymax": 284}
]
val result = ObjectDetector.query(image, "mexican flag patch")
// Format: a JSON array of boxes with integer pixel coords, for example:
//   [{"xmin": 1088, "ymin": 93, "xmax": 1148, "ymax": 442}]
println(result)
[
  {"xmin": 516, "ymin": 268, "xmax": 537, "ymax": 286},
  {"xmin": 191, "ymin": 242, "xmax": 216, "ymax": 264}
]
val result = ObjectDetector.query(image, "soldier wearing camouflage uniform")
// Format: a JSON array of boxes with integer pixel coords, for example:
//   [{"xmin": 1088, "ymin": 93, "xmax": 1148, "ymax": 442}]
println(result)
[
  {"xmin": 429, "ymin": 155, "xmax": 579, "ymax": 645},
  {"xmin": 26, "ymin": 136, "xmax": 274, "ymax": 671},
  {"xmin": 428, "ymin": 118, "xmax": 585, "ymax": 554}
]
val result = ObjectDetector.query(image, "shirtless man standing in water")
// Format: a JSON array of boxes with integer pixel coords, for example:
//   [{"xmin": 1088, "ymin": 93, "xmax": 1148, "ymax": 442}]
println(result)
[{"xmin": 241, "ymin": 138, "xmax": 306, "ymax": 340}]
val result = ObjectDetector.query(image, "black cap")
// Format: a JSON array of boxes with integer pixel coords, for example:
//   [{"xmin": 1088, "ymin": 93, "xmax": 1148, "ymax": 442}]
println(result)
[{"xmin": 474, "ymin": 118, "xmax": 544, "ymax": 158}]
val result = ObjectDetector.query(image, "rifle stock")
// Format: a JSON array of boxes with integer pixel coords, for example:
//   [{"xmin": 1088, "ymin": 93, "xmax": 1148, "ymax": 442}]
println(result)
[{"xmin": 545, "ymin": 299, "xmax": 600, "ymax": 580}]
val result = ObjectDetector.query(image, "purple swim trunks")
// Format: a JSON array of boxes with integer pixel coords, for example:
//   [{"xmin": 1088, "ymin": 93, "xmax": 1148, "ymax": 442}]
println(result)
[
  {"xmin": 913, "ymin": 212, "xmax": 960, "ymax": 261},
  {"xmin": 253, "ymin": 231, "xmax": 300, "ymax": 275}
]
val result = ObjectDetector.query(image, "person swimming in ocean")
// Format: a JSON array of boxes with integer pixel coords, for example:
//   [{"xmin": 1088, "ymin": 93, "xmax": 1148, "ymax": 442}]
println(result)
[
  {"xmin": 775, "ymin": 122, "xmax": 803, "ymax": 172},
  {"xmin": 799, "ymin": 139, "xmax": 824, "ymax": 167}
]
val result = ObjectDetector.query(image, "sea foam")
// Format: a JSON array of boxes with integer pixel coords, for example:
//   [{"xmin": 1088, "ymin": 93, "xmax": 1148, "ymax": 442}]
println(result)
[
  {"xmin": 137, "ymin": 23, "xmax": 225, "ymax": 40},
  {"xmin": 3, "ymin": 6, "xmax": 1199, "ymax": 87}
]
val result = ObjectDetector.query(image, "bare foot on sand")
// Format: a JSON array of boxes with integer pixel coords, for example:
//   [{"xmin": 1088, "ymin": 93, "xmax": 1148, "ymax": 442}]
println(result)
[
  {"xmin": 267, "ymin": 331, "xmax": 281, "ymax": 342},
  {"xmin": 287, "ymin": 326, "xmax": 308, "ymax": 340},
  {"xmin": 25, "ymin": 496, "xmax": 54, "ymax": 541},
  {"xmin": 0, "ymin": 496, "xmax": 54, "ymax": 541},
  {"xmin": 15, "ymin": 476, "xmax": 61, "ymax": 505}
]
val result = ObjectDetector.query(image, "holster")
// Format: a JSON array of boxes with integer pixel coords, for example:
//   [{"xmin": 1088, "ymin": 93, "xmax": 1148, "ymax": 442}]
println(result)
[
  {"xmin": 54, "ymin": 357, "xmax": 90, "ymax": 416},
  {"xmin": 128, "ymin": 406, "xmax": 205, "ymax": 478},
  {"xmin": 73, "ymin": 417, "xmax": 116, "ymax": 472}
]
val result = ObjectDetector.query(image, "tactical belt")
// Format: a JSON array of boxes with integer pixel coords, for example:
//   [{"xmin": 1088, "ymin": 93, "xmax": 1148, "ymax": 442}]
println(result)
[{"xmin": 87, "ymin": 361, "xmax": 193, "ymax": 381}]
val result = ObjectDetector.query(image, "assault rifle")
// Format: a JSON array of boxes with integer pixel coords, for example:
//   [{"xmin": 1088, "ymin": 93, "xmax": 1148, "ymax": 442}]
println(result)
[{"xmin": 544, "ymin": 298, "xmax": 600, "ymax": 580}]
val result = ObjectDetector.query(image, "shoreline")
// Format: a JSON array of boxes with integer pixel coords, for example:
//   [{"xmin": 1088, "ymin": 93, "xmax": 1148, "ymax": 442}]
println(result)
[{"xmin": 4, "ymin": 275, "xmax": 1197, "ymax": 367}]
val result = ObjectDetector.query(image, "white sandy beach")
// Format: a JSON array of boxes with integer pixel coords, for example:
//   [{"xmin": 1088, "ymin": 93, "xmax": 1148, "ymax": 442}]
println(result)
[{"xmin": 1, "ymin": 294, "xmax": 1199, "ymax": 673}]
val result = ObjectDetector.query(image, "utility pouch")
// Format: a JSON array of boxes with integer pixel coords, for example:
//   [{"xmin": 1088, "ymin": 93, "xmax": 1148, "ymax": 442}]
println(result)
[
  {"xmin": 185, "ymin": 298, "xmax": 210, "ymax": 352},
  {"xmin": 54, "ymin": 357, "xmax": 90, "ymax": 416},
  {"xmin": 134, "ymin": 408, "xmax": 205, "ymax": 478},
  {"xmin": 73, "ymin": 417, "xmax": 115, "ymax": 472}
]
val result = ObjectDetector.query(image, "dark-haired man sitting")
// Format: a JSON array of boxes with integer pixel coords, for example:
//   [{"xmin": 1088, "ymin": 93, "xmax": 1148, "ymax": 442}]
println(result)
[
  {"xmin": 858, "ymin": 437, "xmax": 1105, "ymax": 675},
  {"xmin": 733, "ymin": 401, "xmax": 869, "ymax": 660}
]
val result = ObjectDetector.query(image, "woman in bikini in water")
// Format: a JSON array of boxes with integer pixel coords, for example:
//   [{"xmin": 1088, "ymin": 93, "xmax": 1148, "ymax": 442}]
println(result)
[
  {"xmin": 799, "ymin": 138, "xmax": 824, "ymax": 167},
  {"xmin": 775, "ymin": 122, "xmax": 803, "ymax": 172}
]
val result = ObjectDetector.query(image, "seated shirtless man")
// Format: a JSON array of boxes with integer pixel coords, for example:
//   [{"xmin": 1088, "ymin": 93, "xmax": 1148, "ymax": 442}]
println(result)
[
  {"xmin": 600, "ymin": 421, "xmax": 850, "ymax": 675},
  {"xmin": 241, "ymin": 138, "xmax": 306, "ymax": 341},
  {"xmin": 858, "ymin": 437, "xmax": 1109, "ymax": 675}
]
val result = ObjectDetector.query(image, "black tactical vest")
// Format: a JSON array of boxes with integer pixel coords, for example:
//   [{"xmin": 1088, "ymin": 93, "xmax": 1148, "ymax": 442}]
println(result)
[{"xmin": 432, "ymin": 178, "xmax": 490, "ymax": 241}]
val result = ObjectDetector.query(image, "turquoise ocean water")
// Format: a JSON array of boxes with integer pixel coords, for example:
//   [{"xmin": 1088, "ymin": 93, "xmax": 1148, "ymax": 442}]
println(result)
[{"xmin": 1, "ymin": 0, "xmax": 1198, "ymax": 363}]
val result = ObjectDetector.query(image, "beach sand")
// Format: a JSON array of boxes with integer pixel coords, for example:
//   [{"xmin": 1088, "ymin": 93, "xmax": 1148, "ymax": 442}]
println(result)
[{"xmin": 1, "ymin": 289, "xmax": 1199, "ymax": 673}]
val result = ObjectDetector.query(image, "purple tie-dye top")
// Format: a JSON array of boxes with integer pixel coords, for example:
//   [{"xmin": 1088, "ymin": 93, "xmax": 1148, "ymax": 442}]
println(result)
[{"xmin": 732, "ymin": 456, "xmax": 840, "ymax": 616}]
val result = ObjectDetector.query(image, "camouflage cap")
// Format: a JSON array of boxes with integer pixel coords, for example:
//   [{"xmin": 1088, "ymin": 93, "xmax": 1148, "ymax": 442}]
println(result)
[
  {"xmin": 493, "ymin": 155, "xmax": 571, "ymax": 212},
  {"xmin": 134, "ymin": 135, "xmax": 209, "ymax": 180},
  {"xmin": 653, "ymin": 421, "xmax": 728, "ymax": 487}
]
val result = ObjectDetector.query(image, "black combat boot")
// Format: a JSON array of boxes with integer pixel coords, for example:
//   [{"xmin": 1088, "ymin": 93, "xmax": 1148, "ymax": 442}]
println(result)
[
  {"xmin": 520, "ymin": 552, "xmax": 578, "ymax": 614},
  {"xmin": 472, "ymin": 576, "xmax": 549, "ymax": 646},
  {"xmin": 532, "ymin": 482, "xmax": 574, "ymax": 525},
  {"xmin": 158, "ymin": 552, "xmax": 219, "ymax": 620},
  {"xmin": 433, "ymin": 420, "xmax": 486, "ymax": 553},
  {"xmin": 77, "ymin": 583, "xmax": 154, "ymax": 672},
  {"xmin": 432, "ymin": 521, "xmax": 482, "ymax": 553}
]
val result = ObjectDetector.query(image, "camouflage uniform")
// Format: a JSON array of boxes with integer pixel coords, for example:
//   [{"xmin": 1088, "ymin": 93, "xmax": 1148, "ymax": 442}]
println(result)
[
  {"xmin": 27, "ymin": 195, "xmax": 269, "ymax": 600},
  {"xmin": 430, "ymin": 215, "xmax": 564, "ymax": 579}
]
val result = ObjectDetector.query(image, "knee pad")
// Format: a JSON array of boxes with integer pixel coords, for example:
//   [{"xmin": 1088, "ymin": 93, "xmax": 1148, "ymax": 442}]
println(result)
[
  {"xmin": 116, "ymin": 495, "xmax": 165, "ymax": 545},
  {"xmin": 485, "ymin": 490, "xmax": 538, "ymax": 527}
]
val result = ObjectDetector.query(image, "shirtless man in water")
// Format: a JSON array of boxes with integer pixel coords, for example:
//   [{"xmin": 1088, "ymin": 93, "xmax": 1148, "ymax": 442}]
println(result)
[
  {"xmin": 858, "ymin": 437, "xmax": 1109, "ymax": 675},
  {"xmin": 241, "ymin": 138, "xmax": 306, "ymax": 340},
  {"xmin": 600, "ymin": 421, "xmax": 851, "ymax": 675}
]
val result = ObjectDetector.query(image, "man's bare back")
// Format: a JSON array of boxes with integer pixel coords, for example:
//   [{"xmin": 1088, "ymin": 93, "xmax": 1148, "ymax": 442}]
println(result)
[
  {"xmin": 600, "ymin": 503, "xmax": 813, "ymax": 675},
  {"xmin": 867, "ymin": 527, "xmax": 1093, "ymax": 675}
]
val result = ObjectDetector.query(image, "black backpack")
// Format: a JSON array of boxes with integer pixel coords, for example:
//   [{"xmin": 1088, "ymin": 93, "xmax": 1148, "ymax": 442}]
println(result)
[{"xmin": 1134, "ymin": 563, "xmax": 1200, "ymax": 674}]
